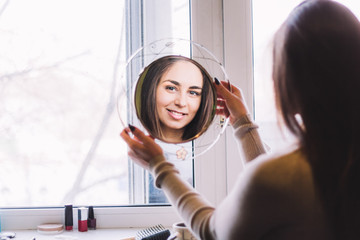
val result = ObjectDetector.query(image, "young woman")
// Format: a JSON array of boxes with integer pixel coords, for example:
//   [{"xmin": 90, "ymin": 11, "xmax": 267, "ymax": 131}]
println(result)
[
  {"xmin": 122, "ymin": 0, "xmax": 360, "ymax": 239},
  {"xmin": 135, "ymin": 55, "xmax": 216, "ymax": 143}
]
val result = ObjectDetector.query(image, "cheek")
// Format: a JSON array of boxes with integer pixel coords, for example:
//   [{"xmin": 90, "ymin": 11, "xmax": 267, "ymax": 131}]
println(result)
[
  {"xmin": 188, "ymin": 97, "xmax": 202, "ymax": 114},
  {"xmin": 156, "ymin": 90, "xmax": 174, "ymax": 108}
]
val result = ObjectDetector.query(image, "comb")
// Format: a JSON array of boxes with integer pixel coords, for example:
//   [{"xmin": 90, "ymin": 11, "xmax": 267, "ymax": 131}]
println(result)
[{"xmin": 135, "ymin": 224, "xmax": 171, "ymax": 240}]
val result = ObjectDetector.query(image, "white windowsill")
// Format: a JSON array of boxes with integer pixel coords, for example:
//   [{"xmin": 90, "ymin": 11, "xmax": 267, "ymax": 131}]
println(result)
[
  {"xmin": 3, "ymin": 227, "xmax": 174, "ymax": 240},
  {"xmin": 0, "ymin": 207, "xmax": 181, "ymax": 230}
]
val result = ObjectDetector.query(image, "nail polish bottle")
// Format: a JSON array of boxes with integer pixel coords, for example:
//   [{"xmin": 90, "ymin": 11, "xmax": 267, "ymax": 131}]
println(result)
[
  {"xmin": 87, "ymin": 206, "xmax": 96, "ymax": 230},
  {"xmin": 78, "ymin": 207, "xmax": 88, "ymax": 232}
]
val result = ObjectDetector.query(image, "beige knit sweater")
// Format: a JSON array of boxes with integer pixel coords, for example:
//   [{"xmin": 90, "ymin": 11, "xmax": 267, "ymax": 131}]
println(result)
[{"xmin": 149, "ymin": 115, "xmax": 330, "ymax": 240}]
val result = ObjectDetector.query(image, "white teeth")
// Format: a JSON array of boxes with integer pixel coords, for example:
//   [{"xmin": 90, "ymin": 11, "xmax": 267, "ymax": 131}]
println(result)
[{"xmin": 169, "ymin": 110, "xmax": 185, "ymax": 115}]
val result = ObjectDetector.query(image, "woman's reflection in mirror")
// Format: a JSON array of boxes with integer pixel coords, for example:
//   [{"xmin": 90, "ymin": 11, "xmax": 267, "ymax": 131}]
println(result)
[{"xmin": 136, "ymin": 55, "xmax": 215, "ymax": 143}]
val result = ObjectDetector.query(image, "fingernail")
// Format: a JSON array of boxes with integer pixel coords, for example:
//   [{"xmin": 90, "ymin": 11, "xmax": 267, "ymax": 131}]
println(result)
[
  {"xmin": 214, "ymin": 77, "xmax": 220, "ymax": 85},
  {"xmin": 128, "ymin": 124, "xmax": 135, "ymax": 132}
]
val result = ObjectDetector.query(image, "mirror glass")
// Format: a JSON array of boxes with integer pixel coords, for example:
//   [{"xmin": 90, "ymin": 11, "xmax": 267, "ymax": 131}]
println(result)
[
  {"xmin": 134, "ymin": 55, "xmax": 216, "ymax": 143},
  {"xmin": 117, "ymin": 38, "xmax": 229, "ymax": 159}
]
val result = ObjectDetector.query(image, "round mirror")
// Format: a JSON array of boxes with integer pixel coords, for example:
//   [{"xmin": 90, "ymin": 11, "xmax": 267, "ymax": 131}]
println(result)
[
  {"xmin": 117, "ymin": 38, "xmax": 229, "ymax": 159},
  {"xmin": 134, "ymin": 55, "xmax": 216, "ymax": 143}
]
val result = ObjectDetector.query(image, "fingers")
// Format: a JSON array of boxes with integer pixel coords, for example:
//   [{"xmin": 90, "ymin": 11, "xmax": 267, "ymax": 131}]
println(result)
[
  {"xmin": 213, "ymin": 78, "xmax": 250, "ymax": 125},
  {"xmin": 128, "ymin": 125, "xmax": 154, "ymax": 146},
  {"xmin": 120, "ymin": 128, "xmax": 132, "ymax": 144},
  {"xmin": 216, "ymin": 107, "xmax": 230, "ymax": 117},
  {"xmin": 216, "ymin": 97, "xmax": 229, "ymax": 117},
  {"xmin": 120, "ymin": 125, "xmax": 163, "ymax": 172},
  {"xmin": 128, "ymin": 149, "xmax": 149, "ymax": 166},
  {"xmin": 216, "ymin": 79, "xmax": 241, "ymax": 97},
  {"xmin": 120, "ymin": 129, "xmax": 143, "ymax": 150},
  {"xmin": 214, "ymin": 79, "xmax": 232, "ymax": 99},
  {"xmin": 216, "ymin": 110, "xmax": 229, "ymax": 118},
  {"xmin": 219, "ymin": 80, "xmax": 231, "ymax": 91}
]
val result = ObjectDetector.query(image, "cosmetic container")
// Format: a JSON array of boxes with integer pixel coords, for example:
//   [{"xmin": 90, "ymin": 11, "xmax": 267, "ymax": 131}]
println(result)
[
  {"xmin": 65, "ymin": 205, "xmax": 73, "ymax": 231},
  {"xmin": 37, "ymin": 224, "xmax": 64, "ymax": 234},
  {"xmin": 78, "ymin": 207, "xmax": 88, "ymax": 232},
  {"xmin": 87, "ymin": 206, "xmax": 96, "ymax": 230}
]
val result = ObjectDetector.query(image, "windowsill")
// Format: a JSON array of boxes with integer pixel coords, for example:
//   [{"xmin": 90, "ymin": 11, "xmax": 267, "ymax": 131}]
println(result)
[{"xmin": 2, "ymin": 228, "xmax": 164, "ymax": 240}]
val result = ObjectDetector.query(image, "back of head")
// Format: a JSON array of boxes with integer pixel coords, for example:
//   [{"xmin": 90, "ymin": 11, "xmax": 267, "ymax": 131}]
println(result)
[{"xmin": 273, "ymin": 0, "xmax": 360, "ymax": 238}]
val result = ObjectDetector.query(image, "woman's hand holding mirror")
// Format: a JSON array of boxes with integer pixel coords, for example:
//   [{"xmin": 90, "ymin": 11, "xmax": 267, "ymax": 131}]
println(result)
[
  {"xmin": 214, "ymin": 79, "xmax": 250, "ymax": 125},
  {"xmin": 120, "ymin": 125, "xmax": 164, "ymax": 171}
]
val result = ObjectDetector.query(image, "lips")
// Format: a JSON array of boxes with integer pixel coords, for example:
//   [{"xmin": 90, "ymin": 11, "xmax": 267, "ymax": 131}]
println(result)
[{"xmin": 167, "ymin": 109, "xmax": 188, "ymax": 120}]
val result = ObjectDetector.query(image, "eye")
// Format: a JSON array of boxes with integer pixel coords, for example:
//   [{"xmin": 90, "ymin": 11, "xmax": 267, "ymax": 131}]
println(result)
[
  {"xmin": 165, "ymin": 85, "xmax": 177, "ymax": 92},
  {"xmin": 189, "ymin": 90, "xmax": 201, "ymax": 96}
]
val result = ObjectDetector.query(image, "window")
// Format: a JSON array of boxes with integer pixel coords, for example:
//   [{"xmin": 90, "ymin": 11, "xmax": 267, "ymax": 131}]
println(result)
[
  {"xmin": 126, "ymin": 0, "xmax": 193, "ymax": 205},
  {"xmin": 0, "ymin": 0, "xmax": 228, "ymax": 229},
  {"xmin": 1, "ymin": 0, "xmax": 130, "ymax": 207},
  {"xmin": 0, "ymin": 0, "xmax": 193, "ymax": 207},
  {"xmin": 252, "ymin": 0, "xmax": 360, "ymax": 151}
]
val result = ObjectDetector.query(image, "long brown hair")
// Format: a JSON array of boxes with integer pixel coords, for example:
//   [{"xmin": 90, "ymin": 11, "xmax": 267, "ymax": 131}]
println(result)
[
  {"xmin": 273, "ymin": 0, "xmax": 360, "ymax": 237},
  {"xmin": 137, "ymin": 55, "xmax": 216, "ymax": 142}
]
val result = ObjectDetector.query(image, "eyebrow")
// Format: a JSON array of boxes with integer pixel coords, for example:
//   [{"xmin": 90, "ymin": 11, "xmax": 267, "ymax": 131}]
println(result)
[{"xmin": 164, "ymin": 79, "xmax": 203, "ymax": 90}]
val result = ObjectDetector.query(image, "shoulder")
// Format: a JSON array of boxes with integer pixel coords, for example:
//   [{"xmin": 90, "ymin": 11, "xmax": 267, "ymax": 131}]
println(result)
[
  {"xmin": 228, "ymin": 144, "xmax": 314, "ymax": 203},
  {"xmin": 250, "ymin": 145, "xmax": 310, "ymax": 175},
  {"xmin": 238, "ymin": 145, "xmax": 319, "ymax": 219},
  {"xmin": 236, "ymin": 146, "xmax": 317, "ymax": 221},
  {"xmin": 244, "ymin": 146, "xmax": 313, "ymax": 194},
  {"xmin": 213, "ymin": 146, "xmax": 320, "ymax": 238}
]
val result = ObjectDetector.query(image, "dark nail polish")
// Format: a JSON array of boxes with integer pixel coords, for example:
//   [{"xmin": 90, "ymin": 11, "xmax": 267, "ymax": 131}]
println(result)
[
  {"xmin": 214, "ymin": 77, "xmax": 220, "ymax": 85},
  {"xmin": 87, "ymin": 206, "xmax": 96, "ymax": 230},
  {"xmin": 128, "ymin": 124, "xmax": 135, "ymax": 132}
]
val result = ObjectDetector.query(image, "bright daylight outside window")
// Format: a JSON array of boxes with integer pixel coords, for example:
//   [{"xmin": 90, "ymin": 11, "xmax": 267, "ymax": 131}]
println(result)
[
  {"xmin": 0, "ymin": 0, "xmax": 190, "ymax": 207},
  {"xmin": 253, "ymin": 0, "xmax": 360, "ymax": 151}
]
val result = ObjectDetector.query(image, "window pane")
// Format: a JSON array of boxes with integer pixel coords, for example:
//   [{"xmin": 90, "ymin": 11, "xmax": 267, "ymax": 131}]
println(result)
[
  {"xmin": 0, "ymin": 0, "xmax": 190, "ymax": 207},
  {"xmin": 253, "ymin": 0, "xmax": 360, "ymax": 151},
  {"xmin": 128, "ymin": 0, "xmax": 192, "ymax": 204}
]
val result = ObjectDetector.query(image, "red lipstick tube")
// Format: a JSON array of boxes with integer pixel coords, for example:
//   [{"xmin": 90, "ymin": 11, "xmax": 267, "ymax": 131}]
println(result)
[{"xmin": 78, "ymin": 207, "xmax": 88, "ymax": 232}]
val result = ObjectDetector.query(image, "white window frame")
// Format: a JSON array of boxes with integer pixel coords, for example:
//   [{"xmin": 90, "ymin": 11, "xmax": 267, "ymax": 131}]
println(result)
[
  {"xmin": 0, "ymin": 0, "xmax": 252, "ymax": 229},
  {"xmin": 223, "ymin": 0, "xmax": 254, "ymax": 192}
]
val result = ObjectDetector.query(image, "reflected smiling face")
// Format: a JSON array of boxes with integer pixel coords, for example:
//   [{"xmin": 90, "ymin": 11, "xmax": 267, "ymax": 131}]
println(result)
[{"xmin": 156, "ymin": 61, "xmax": 203, "ymax": 140}]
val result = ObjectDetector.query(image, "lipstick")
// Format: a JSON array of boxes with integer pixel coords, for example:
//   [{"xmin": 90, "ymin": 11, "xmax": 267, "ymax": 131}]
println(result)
[
  {"xmin": 87, "ymin": 206, "xmax": 96, "ymax": 230},
  {"xmin": 64, "ymin": 205, "xmax": 73, "ymax": 231},
  {"xmin": 78, "ymin": 207, "xmax": 88, "ymax": 232}
]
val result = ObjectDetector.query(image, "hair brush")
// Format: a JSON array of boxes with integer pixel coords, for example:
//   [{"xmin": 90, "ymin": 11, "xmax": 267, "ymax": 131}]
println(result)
[
  {"xmin": 135, "ymin": 224, "xmax": 171, "ymax": 240},
  {"xmin": 120, "ymin": 224, "xmax": 172, "ymax": 240}
]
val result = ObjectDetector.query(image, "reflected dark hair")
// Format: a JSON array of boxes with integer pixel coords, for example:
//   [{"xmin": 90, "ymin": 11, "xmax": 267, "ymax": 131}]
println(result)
[
  {"xmin": 137, "ymin": 55, "xmax": 215, "ymax": 142},
  {"xmin": 273, "ymin": 0, "xmax": 360, "ymax": 237}
]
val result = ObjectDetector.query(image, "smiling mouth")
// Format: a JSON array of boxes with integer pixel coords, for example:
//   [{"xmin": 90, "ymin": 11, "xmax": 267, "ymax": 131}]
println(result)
[{"xmin": 167, "ymin": 109, "xmax": 188, "ymax": 116}]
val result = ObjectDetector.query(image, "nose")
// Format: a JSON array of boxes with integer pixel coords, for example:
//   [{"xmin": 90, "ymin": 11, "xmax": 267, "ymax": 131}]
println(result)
[{"xmin": 174, "ymin": 92, "xmax": 186, "ymax": 108}]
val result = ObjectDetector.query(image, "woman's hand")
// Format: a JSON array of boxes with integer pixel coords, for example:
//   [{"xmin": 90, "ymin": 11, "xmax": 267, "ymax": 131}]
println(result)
[
  {"xmin": 120, "ymin": 125, "xmax": 164, "ymax": 171},
  {"xmin": 214, "ymin": 78, "xmax": 250, "ymax": 125}
]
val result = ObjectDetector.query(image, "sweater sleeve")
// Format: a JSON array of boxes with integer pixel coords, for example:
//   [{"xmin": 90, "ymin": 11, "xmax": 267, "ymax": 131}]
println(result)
[
  {"xmin": 149, "ymin": 115, "xmax": 267, "ymax": 239},
  {"xmin": 149, "ymin": 156, "xmax": 216, "ymax": 240},
  {"xmin": 232, "ymin": 114, "xmax": 267, "ymax": 163}
]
